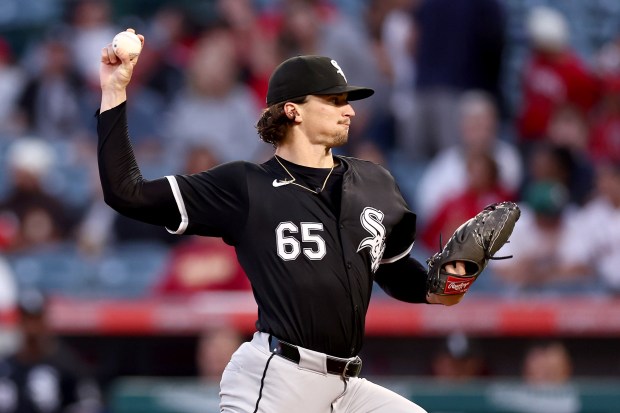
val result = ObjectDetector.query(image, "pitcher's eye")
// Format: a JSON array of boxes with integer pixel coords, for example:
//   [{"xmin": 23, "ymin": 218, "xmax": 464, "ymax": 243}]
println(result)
[{"xmin": 329, "ymin": 95, "xmax": 347, "ymax": 105}]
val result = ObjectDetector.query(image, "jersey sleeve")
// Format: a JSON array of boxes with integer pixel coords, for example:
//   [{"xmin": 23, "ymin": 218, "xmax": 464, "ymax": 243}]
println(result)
[
  {"xmin": 381, "ymin": 176, "xmax": 417, "ymax": 264},
  {"xmin": 373, "ymin": 173, "xmax": 425, "ymax": 303},
  {"xmin": 166, "ymin": 161, "xmax": 249, "ymax": 244}
]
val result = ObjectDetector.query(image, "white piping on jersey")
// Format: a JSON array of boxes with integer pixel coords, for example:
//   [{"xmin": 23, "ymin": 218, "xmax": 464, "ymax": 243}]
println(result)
[
  {"xmin": 379, "ymin": 241, "xmax": 415, "ymax": 265},
  {"xmin": 165, "ymin": 175, "xmax": 189, "ymax": 235}
]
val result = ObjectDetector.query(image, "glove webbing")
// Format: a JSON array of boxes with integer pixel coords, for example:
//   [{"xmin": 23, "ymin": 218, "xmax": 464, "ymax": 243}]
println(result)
[{"xmin": 438, "ymin": 232, "xmax": 513, "ymax": 262}]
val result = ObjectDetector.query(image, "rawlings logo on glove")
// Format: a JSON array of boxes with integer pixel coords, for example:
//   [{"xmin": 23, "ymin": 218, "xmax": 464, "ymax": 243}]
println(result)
[
  {"xmin": 444, "ymin": 276, "xmax": 475, "ymax": 294},
  {"xmin": 426, "ymin": 201, "xmax": 521, "ymax": 296}
]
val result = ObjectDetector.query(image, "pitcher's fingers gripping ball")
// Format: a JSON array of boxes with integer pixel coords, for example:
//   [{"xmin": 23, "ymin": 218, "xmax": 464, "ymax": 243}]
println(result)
[
  {"xmin": 426, "ymin": 201, "xmax": 521, "ymax": 295},
  {"xmin": 112, "ymin": 30, "xmax": 142, "ymax": 61}
]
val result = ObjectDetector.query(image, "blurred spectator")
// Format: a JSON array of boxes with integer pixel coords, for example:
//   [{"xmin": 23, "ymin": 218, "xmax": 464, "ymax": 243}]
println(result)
[
  {"xmin": 275, "ymin": 0, "xmax": 340, "ymax": 61},
  {"xmin": 0, "ymin": 139, "xmax": 75, "ymax": 252},
  {"xmin": 67, "ymin": 0, "xmax": 116, "ymax": 89},
  {"xmin": 126, "ymin": 6, "xmax": 199, "ymax": 151},
  {"xmin": 196, "ymin": 325, "xmax": 244, "ymax": 382},
  {"xmin": 355, "ymin": 0, "xmax": 411, "ymax": 152},
  {"xmin": 491, "ymin": 181, "xmax": 582, "ymax": 294},
  {"xmin": 589, "ymin": 79, "xmax": 620, "ymax": 164},
  {"xmin": 381, "ymin": 0, "xmax": 417, "ymax": 153},
  {"xmin": 138, "ymin": 5, "xmax": 194, "ymax": 102},
  {"xmin": 163, "ymin": 27, "xmax": 263, "ymax": 165},
  {"xmin": 0, "ymin": 290, "xmax": 101, "ymax": 413},
  {"xmin": 420, "ymin": 152, "xmax": 514, "ymax": 252},
  {"xmin": 16, "ymin": 30, "xmax": 88, "ymax": 141},
  {"xmin": 153, "ymin": 235, "xmax": 250, "ymax": 295},
  {"xmin": 183, "ymin": 145, "xmax": 221, "ymax": 174},
  {"xmin": 415, "ymin": 91, "xmax": 522, "ymax": 223},
  {"xmin": 545, "ymin": 105, "xmax": 595, "ymax": 205},
  {"xmin": 0, "ymin": 38, "xmax": 25, "ymax": 136},
  {"xmin": 522, "ymin": 341, "xmax": 573, "ymax": 385},
  {"xmin": 274, "ymin": 0, "xmax": 393, "ymax": 150},
  {"xmin": 74, "ymin": 186, "xmax": 112, "ymax": 257},
  {"xmin": 0, "ymin": 258, "xmax": 17, "ymax": 312},
  {"xmin": 401, "ymin": 0, "xmax": 506, "ymax": 161},
  {"xmin": 557, "ymin": 160, "xmax": 620, "ymax": 295},
  {"xmin": 430, "ymin": 332, "xmax": 487, "ymax": 380},
  {"xmin": 492, "ymin": 139, "xmax": 597, "ymax": 293},
  {"xmin": 490, "ymin": 341, "xmax": 579, "ymax": 413},
  {"xmin": 516, "ymin": 6, "xmax": 599, "ymax": 147},
  {"xmin": 216, "ymin": 0, "xmax": 280, "ymax": 106},
  {"xmin": 589, "ymin": 37, "xmax": 620, "ymax": 164},
  {"xmin": 524, "ymin": 143, "xmax": 572, "ymax": 194}
]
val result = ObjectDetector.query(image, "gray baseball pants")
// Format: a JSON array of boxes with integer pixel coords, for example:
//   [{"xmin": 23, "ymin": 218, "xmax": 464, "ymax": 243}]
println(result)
[{"xmin": 219, "ymin": 332, "xmax": 427, "ymax": 413}]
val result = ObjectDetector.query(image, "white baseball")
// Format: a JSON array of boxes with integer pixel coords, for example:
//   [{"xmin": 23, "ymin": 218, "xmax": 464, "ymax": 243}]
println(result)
[{"xmin": 112, "ymin": 31, "xmax": 142, "ymax": 60}]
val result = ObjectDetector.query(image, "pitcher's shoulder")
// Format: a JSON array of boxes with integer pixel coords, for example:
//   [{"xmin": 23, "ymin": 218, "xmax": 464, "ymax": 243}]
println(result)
[{"xmin": 338, "ymin": 155, "xmax": 393, "ymax": 179}]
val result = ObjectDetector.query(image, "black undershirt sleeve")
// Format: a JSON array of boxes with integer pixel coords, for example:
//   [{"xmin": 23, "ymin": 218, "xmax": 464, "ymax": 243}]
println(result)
[
  {"xmin": 374, "ymin": 255, "xmax": 429, "ymax": 303},
  {"xmin": 96, "ymin": 102, "xmax": 181, "ymax": 229}
]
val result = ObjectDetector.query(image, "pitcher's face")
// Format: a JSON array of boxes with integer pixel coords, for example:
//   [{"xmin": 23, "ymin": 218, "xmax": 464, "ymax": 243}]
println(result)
[{"xmin": 295, "ymin": 94, "xmax": 355, "ymax": 148}]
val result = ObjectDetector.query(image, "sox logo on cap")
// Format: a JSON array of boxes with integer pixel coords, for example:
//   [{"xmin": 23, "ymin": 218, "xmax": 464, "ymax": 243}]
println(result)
[{"xmin": 331, "ymin": 59, "xmax": 347, "ymax": 82}]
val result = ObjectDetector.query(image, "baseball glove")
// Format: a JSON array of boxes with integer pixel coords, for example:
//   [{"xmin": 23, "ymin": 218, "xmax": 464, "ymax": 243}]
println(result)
[{"xmin": 426, "ymin": 201, "xmax": 521, "ymax": 296}]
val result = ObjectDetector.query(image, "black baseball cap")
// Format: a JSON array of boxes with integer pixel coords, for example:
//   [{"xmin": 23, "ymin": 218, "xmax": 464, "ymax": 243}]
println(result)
[{"xmin": 266, "ymin": 55, "xmax": 375, "ymax": 106}]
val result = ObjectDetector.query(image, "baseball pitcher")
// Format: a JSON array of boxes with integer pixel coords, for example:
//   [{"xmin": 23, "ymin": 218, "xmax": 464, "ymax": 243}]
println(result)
[{"xmin": 97, "ymin": 29, "xmax": 519, "ymax": 413}]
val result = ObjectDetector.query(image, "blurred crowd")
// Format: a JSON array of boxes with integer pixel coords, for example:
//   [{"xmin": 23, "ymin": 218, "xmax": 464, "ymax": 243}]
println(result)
[{"xmin": 1, "ymin": 0, "xmax": 620, "ymax": 310}]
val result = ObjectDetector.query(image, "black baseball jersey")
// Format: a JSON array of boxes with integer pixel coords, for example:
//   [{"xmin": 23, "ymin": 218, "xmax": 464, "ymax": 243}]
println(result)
[
  {"xmin": 164, "ymin": 156, "xmax": 416, "ymax": 357},
  {"xmin": 97, "ymin": 103, "xmax": 427, "ymax": 358}
]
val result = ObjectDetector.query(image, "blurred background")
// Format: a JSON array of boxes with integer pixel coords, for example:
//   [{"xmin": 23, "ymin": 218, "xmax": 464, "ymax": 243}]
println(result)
[{"xmin": 1, "ymin": 0, "xmax": 620, "ymax": 412}]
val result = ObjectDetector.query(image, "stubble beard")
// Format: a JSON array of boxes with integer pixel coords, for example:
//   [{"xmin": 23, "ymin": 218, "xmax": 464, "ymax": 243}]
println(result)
[{"xmin": 329, "ymin": 129, "xmax": 349, "ymax": 148}]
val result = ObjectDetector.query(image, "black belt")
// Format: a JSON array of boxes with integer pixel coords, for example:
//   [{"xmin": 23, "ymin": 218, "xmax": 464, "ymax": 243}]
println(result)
[{"xmin": 268, "ymin": 335, "xmax": 362, "ymax": 378}]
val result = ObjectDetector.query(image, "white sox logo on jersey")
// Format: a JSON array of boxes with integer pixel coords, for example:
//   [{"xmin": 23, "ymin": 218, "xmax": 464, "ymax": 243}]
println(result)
[{"xmin": 357, "ymin": 207, "xmax": 386, "ymax": 272}]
